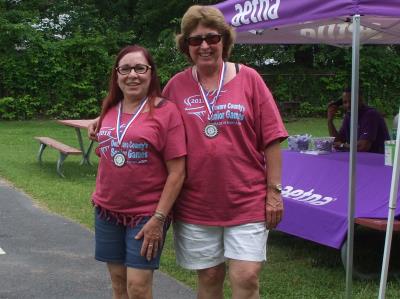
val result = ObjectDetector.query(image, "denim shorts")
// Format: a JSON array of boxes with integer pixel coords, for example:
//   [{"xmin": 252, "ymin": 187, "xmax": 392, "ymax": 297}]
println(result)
[{"xmin": 94, "ymin": 208, "xmax": 168, "ymax": 270}]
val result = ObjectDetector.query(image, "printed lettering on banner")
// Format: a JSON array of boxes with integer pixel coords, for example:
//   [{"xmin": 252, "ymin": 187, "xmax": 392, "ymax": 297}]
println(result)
[
  {"xmin": 231, "ymin": 0, "xmax": 281, "ymax": 27},
  {"xmin": 282, "ymin": 185, "xmax": 337, "ymax": 206},
  {"xmin": 300, "ymin": 23, "xmax": 382, "ymax": 40}
]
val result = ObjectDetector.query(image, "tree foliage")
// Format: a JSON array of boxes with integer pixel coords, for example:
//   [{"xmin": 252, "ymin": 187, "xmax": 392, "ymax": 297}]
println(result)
[{"xmin": 0, "ymin": 0, "xmax": 399, "ymax": 120}]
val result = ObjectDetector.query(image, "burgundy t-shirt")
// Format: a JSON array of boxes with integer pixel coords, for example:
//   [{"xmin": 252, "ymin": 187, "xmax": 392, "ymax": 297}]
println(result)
[
  {"xmin": 163, "ymin": 65, "xmax": 288, "ymax": 226},
  {"xmin": 92, "ymin": 100, "xmax": 187, "ymax": 216}
]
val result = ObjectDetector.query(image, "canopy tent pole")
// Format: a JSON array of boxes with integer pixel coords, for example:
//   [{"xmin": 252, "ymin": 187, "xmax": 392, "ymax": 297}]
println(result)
[
  {"xmin": 379, "ymin": 107, "xmax": 400, "ymax": 299},
  {"xmin": 345, "ymin": 14, "xmax": 361, "ymax": 299}
]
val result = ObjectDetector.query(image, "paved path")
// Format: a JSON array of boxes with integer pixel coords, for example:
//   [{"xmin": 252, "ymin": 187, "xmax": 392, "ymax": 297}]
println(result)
[{"xmin": 0, "ymin": 179, "xmax": 195, "ymax": 299}]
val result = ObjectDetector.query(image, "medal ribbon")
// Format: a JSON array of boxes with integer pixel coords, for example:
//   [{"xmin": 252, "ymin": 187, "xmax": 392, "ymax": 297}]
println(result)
[
  {"xmin": 116, "ymin": 97, "xmax": 148, "ymax": 146},
  {"xmin": 195, "ymin": 62, "xmax": 226, "ymax": 120}
]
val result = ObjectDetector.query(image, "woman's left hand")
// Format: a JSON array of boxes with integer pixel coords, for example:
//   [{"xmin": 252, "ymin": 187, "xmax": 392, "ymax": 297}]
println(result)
[
  {"xmin": 135, "ymin": 217, "xmax": 164, "ymax": 261},
  {"xmin": 265, "ymin": 190, "xmax": 284, "ymax": 230}
]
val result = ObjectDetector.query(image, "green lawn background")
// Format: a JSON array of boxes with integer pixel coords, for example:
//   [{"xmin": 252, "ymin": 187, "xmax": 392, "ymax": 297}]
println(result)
[{"xmin": 0, "ymin": 119, "xmax": 399, "ymax": 298}]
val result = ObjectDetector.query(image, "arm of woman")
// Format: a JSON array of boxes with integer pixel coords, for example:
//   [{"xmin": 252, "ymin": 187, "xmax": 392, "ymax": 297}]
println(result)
[
  {"xmin": 135, "ymin": 156, "xmax": 186, "ymax": 260},
  {"xmin": 264, "ymin": 140, "xmax": 284, "ymax": 230}
]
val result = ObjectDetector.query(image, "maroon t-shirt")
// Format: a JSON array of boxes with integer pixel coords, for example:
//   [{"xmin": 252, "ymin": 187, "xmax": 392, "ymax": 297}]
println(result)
[
  {"xmin": 163, "ymin": 65, "xmax": 288, "ymax": 226},
  {"xmin": 92, "ymin": 100, "xmax": 187, "ymax": 217}
]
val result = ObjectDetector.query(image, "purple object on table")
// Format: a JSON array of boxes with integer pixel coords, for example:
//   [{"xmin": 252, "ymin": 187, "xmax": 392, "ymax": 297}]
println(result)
[
  {"xmin": 278, "ymin": 151, "xmax": 400, "ymax": 249},
  {"xmin": 288, "ymin": 135, "xmax": 311, "ymax": 151}
]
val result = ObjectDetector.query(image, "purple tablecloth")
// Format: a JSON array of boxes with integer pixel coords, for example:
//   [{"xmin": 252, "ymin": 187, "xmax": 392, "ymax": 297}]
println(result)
[{"xmin": 278, "ymin": 150, "xmax": 400, "ymax": 249}]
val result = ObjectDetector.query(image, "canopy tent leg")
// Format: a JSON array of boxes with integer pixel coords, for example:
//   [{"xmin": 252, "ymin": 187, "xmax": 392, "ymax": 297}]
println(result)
[
  {"xmin": 345, "ymin": 14, "xmax": 361, "ymax": 299},
  {"xmin": 379, "ymin": 107, "xmax": 400, "ymax": 299}
]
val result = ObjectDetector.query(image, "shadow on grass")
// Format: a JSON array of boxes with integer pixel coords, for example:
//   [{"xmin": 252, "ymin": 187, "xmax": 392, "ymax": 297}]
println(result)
[
  {"xmin": 269, "ymin": 228, "xmax": 400, "ymax": 281},
  {"xmin": 347, "ymin": 227, "xmax": 400, "ymax": 280},
  {"xmin": 269, "ymin": 230, "xmax": 342, "ymax": 268},
  {"xmin": 32, "ymin": 160, "xmax": 97, "ymax": 180}
]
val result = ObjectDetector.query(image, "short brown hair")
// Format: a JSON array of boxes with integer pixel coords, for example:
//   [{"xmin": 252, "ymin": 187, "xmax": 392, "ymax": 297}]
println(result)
[{"xmin": 176, "ymin": 5, "xmax": 236, "ymax": 63}]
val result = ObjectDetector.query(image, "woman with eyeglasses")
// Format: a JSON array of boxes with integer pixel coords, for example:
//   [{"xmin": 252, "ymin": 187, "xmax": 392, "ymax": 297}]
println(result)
[
  {"xmin": 162, "ymin": 5, "xmax": 288, "ymax": 298},
  {"xmin": 91, "ymin": 44, "xmax": 186, "ymax": 299}
]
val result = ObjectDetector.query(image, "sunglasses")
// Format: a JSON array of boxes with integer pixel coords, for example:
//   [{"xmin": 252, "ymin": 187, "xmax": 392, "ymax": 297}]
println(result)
[{"xmin": 186, "ymin": 34, "xmax": 222, "ymax": 46}]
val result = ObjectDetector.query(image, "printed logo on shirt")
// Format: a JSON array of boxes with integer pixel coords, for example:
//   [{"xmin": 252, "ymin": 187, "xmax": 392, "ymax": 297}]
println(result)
[
  {"xmin": 98, "ymin": 125, "xmax": 149, "ymax": 164},
  {"xmin": 183, "ymin": 90, "xmax": 247, "ymax": 126},
  {"xmin": 183, "ymin": 94, "xmax": 207, "ymax": 121},
  {"xmin": 282, "ymin": 185, "xmax": 337, "ymax": 206}
]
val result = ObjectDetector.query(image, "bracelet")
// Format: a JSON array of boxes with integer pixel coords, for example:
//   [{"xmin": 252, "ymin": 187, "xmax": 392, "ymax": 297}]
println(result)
[{"xmin": 153, "ymin": 211, "xmax": 166, "ymax": 223}]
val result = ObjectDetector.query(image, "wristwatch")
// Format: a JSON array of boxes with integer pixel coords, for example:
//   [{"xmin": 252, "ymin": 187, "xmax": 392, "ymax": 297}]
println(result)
[{"xmin": 268, "ymin": 183, "xmax": 282, "ymax": 193}]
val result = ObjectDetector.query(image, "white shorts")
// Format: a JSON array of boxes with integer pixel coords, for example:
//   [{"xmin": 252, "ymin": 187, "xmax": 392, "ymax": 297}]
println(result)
[{"xmin": 173, "ymin": 221, "xmax": 268, "ymax": 270}]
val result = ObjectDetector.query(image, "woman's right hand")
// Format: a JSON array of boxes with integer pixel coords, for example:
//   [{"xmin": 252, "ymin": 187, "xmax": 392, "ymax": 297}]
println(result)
[
  {"xmin": 88, "ymin": 117, "xmax": 100, "ymax": 141},
  {"xmin": 135, "ymin": 217, "xmax": 164, "ymax": 261}
]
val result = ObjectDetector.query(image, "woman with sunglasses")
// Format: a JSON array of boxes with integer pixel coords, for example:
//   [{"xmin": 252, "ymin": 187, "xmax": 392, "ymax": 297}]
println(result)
[
  {"xmin": 162, "ymin": 5, "xmax": 288, "ymax": 299},
  {"xmin": 92, "ymin": 45, "xmax": 186, "ymax": 299}
]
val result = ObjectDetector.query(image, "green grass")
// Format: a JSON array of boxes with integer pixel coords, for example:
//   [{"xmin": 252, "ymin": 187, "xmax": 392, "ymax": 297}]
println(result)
[{"xmin": 0, "ymin": 119, "xmax": 399, "ymax": 298}]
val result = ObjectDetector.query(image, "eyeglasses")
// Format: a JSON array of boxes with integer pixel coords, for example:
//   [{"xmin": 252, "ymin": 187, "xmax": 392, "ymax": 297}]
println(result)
[
  {"xmin": 116, "ymin": 64, "xmax": 152, "ymax": 75},
  {"xmin": 186, "ymin": 34, "xmax": 222, "ymax": 46}
]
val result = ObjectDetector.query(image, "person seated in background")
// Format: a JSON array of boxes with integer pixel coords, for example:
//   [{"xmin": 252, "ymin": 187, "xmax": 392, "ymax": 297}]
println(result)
[{"xmin": 327, "ymin": 87, "xmax": 390, "ymax": 153}]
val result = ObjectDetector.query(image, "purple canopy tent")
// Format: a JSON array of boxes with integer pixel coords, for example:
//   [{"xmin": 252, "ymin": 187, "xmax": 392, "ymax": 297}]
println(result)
[
  {"xmin": 216, "ymin": 0, "xmax": 400, "ymax": 45},
  {"xmin": 214, "ymin": 0, "xmax": 400, "ymax": 298}
]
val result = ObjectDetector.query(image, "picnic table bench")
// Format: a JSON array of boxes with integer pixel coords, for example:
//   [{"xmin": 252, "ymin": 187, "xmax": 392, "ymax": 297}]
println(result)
[
  {"xmin": 34, "ymin": 137, "xmax": 82, "ymax": 178},
  {"xmin": 355, "ymin": 218, "xmax": 400, "ymax": 231},
  {"xmin": 340, "ymin": 218, "xmax": 400, "ymax": 279},
  {"xmin": 34, "ymin": 119, "xmax": 95, "ymax": 177}
]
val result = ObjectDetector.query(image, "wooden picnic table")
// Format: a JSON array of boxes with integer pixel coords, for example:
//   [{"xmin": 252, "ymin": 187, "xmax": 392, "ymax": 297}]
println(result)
[{"xmin": 57, "ymin": 119, "xmax": 95, "ymax": 165}]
